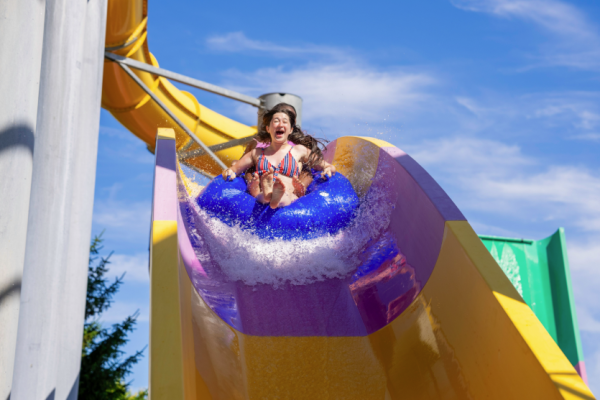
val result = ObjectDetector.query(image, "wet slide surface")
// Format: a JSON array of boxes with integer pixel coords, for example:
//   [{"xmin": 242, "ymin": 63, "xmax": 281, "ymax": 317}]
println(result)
[{"xmin": 177, "ymin": 136, "xmax": 461, "ymax": 337}]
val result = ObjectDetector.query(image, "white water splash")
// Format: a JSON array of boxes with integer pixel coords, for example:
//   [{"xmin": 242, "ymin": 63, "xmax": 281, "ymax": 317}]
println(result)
[{"xmin": 187, "ymin": 182, "xmax": 395, "ymax": 288}]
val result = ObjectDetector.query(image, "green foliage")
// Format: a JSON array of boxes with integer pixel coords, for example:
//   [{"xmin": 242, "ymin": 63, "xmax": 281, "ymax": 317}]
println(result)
[
  {"xmin": 125, "ymin": 389, "xmax": 149, "ymax": 400},
  {"xmin": 78, "ymin": 233, "xmax": 147, "ymax": 400}
]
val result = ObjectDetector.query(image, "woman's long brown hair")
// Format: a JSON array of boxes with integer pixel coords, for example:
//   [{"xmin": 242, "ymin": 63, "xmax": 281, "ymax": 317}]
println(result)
[{"xmin": 256, "ymin": 103, "xmax": 328, "ymax": 169}]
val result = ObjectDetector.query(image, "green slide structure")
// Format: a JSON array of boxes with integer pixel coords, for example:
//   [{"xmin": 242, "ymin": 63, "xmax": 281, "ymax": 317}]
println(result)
[{"xmin": 480, "ymin": 229, "xmax": 587, "ymax": 383}]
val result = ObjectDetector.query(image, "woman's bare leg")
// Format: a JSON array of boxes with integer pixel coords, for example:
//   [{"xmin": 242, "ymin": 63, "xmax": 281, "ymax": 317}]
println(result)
[
  {"xmin": 270, "ymin": 177, "xmax": 285, "ymax": 208},
  {"xmin": 256, "ymin": 193, "xmax": 269, "ymax": 204}
]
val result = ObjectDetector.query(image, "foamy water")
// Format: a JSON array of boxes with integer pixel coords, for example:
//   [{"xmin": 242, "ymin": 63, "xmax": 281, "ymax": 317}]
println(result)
[{"xmin": 184, "ymin": 179, "xmax": 396, "ymax": 288}]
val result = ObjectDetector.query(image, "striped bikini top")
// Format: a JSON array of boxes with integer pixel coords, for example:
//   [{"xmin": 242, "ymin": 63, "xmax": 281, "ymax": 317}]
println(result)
[{"xmin": 256, "ymin": 149, "xmax": 300, "ymax": 178}]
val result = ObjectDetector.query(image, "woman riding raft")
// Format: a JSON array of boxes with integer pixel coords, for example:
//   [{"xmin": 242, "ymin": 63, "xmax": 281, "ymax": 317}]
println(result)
[{"xmin": 222, "ymin": 103, "xmax": 336, "ymax": 208}]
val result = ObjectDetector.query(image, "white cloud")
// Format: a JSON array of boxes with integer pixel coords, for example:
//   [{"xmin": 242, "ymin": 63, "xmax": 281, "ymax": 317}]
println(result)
[
  {"xmin": 573, "ymin": 133, "xmax": 600, "ymax": 142},
  {"xmin": 210, "ymin": 34, "xmax": 600, "ymax": 141},
  {"xmin": 203, "ymin": 32, "xmax": 436, "ymax": 129},
  {"xmin": 568, "ymin": 239, "xmax": 600, "ymax": 308},
  {"xmin": 530, "ymin": 94, "xmax": 600, "ymax": 131},
  {"xmin": 408, "ymin": 137, "xmax": 532, "ymax": 174},
  {"xmin": 206, "ymin": 32, "xmax": 349, "ymax": 60},
  {"xmin": 577, "ymin": 306, "xmax": 600, "ymax": 334},
  {"xmin": 107, "ymin": 253, "xmax": 149, "ymax": 283},
  {"xmin": 469, "ymin": 220, "xmax": 523, "ymax": 237},
  {"xmin": 451, "ymin": 0, "xmax": 592, "ymax": 38},
  {"xmin": 93, "ymin": 197, "xmax": 151, "ymax": 241},
  {"xmin": 451, "ymin": 0, "xmax": 600, "ymax": 70},
  {"xmin": 475, "ymin": 167, "xmax": 600, "ymax": 230},
  {"xmin": 408, "ymin": 136, "xmax": 600, "ymax": 232},
  {"xmin": 568, "ymin": 241, "xmax": 600, "ymax": 274},
  {"xmin": 223, "ymin": 62, "xmax": 434, "ymax": 128},
  {"xmin": 431, "ymin": 91, "xmax": 600, "ymax": 142},
  {"xmin": 589, "ymin": 348, "xmax": 600, "ymax": 395}
]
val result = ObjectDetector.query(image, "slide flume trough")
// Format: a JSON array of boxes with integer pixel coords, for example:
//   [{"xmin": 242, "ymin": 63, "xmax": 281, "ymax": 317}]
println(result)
[{"xmin": 148, "ymin": 130, "xmax": 594, "ymax": 399}]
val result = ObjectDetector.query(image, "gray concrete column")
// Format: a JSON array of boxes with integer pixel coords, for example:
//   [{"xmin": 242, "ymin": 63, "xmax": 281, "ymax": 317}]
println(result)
[
  {"xmin": 258, "ymin": 93, "xmax": 303, "ymax": 128},
  {"xmin": 11, "ymin": 0, "xmax": 90, "ymax": 398},
  {"xmin": 0, "ymin": 1, "xmax": 46, "ymax": 399},
  {"xmin": 54, "ymin": 0, "xmax": 108, "ymax": 399}
]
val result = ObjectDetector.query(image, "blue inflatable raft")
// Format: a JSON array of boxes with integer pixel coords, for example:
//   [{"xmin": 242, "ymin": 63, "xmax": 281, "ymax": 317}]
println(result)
[{"xmin": 197, "ymin": 171, "xmax": 360, "ymax": 240}]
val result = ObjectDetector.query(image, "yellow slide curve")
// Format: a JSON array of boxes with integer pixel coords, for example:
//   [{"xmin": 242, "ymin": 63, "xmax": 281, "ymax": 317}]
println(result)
[{"xmin": 102, "ymin": 0, "xmax": 256, "ymax": 176}]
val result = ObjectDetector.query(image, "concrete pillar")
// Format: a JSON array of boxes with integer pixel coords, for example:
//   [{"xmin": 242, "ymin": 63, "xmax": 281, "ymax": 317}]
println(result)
[
  {"xmin": 54, "ymin": 0, "xmax": 108, "ymax": 399},
  {"xmin": 0, "ymin": 1, "xmax": 46, "ymax": 399},
  {"xmin": 11, "ymin": 0, "xmax": 92, "ymax": 398},
  {"xmin": 258, "ymin": 93, "xmax": 303, "ymax": 128}
]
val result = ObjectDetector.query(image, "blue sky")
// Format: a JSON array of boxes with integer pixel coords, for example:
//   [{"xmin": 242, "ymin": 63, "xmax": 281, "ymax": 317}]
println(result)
[{"xmin": 94, "ymin": 0, "xmax": 600, "ymax": 393}]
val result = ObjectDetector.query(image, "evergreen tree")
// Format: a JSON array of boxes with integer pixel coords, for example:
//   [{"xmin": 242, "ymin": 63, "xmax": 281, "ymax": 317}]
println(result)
[{"xmin": 78, "ymin": 234, "xmax": 148, "ymax": 400}]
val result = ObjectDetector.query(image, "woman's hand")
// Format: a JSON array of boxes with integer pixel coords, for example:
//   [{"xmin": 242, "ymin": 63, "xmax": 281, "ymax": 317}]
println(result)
[
  {"xmin": 222, "ymin": 168, "xmax": 236, "ymax": 181},
  {"xmin": 322, "ymin": 164, "xmax": 337, "ymax": 179}
]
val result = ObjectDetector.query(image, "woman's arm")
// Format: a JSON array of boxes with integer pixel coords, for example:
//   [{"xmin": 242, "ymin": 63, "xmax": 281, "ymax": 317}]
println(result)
[
  {"xmin": 242, "ymin": 137, "xmax": 258, "ymax": 156},
  {"xmin": 222, "ymin": 149, "xmax": 256, "ymax": 180},
  {"xmin": 316, "ymin": 159, "xmax": 336, "ymax": 178},
  {"xmin": 295, "ymin": 145, "xmax": 336, "ymax": 178}
]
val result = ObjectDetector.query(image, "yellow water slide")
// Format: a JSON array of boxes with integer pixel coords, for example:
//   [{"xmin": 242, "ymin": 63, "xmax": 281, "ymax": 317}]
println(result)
[
  {"xmin": 102, "ymin": 0, "xmax": 256, "ymax": 176},
  {"xmin": 103, "ymin": 1, "xmax": 596, "ymax": 399},
  {"xmin": 149, "ymin": 131, "xmax": 595, "ymax": 399}
]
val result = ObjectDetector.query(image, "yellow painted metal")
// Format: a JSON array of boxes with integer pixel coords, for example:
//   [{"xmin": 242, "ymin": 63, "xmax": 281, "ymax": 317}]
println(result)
[
  {"xmin": 178, "ymin": 259, "xmax": 213, "ymax": 400},
  {"xmin": 103, "ymin": 0, "xmax": 256, "ymax": 176},
  {"xmin": 355, "ymin": 136, "xmax": 394, "ymax": 148},
  {"xmin": 150, "ymin": 220, "xmax": 186, "ymax": 400},
  {"xmin": 157, "ymin": 127, "xmax": 176, "ymax": 140}
]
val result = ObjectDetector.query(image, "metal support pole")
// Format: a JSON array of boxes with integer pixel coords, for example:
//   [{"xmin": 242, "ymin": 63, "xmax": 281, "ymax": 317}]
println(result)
[
  {"xmin": 258, "ymin": 93, "xmax": 303, "ymax": 128},
  {"xmin": 105, "ymin": 52, "xmax": 262, "ymax": 108},
  {"xmin": 11, "ymin": 0, "xmax": 89, "ymax": 398},
  {"xmin": 0, "ymin": 1, "xmax": 46, "ymax": 399},
  {"xmin": 115, "ymin": 61, "xmax": 228, "ymax": 170},
  {"xmin": 177, "ymin": 136, "xmax": 254, "ymax": 161}
]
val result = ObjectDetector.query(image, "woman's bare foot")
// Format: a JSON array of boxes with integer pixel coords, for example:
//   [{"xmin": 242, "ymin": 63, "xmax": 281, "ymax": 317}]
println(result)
[
  {"xmin": 292, "ymin": 177, "xmax": 305, "ymax": 198},
  {"xmin": 244, "ymin": 171, "xmax": 253, "ymax": 185},
  {"xmin": 270, "ymin": 177, "xmax": 286, "ymax": 209},
  {"xmin": 261, "ymin": 168, "xmax": 275, "ymax": 201},
  {"xmin": 248, "ymin": 172, "xmax": 260, "ymax": 197}
]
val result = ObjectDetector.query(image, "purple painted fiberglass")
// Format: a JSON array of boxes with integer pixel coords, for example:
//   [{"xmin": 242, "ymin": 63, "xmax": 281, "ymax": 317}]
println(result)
[
  {"xmin": 153, "ymin": 139, "xmax": 178, "ymax": 222},
  {"xmin": 176, "ymin": 138, "xmax": 465, "ymax": 336}
]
